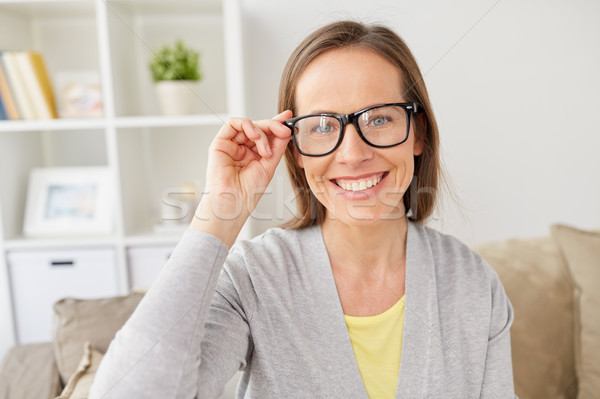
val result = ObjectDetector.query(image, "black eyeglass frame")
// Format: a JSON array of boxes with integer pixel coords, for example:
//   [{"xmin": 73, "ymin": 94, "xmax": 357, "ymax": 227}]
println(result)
[{"xmin": 284, "ymin": 102, "xmax": 420, "ymax": 157}]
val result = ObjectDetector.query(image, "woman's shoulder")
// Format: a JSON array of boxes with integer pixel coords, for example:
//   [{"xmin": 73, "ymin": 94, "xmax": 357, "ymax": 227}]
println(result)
[
  {"xmin": 410, "ymin": 223, "xmax": 514, "ymax": 350},
  {"xmin": 234, "ymin": 225, "xmax": 320, "ymax": 254},
  {"xmin": 226, "ymin": 225, "xmax": 323, "ymax": 274},
  {"xmin": 410, "ymin": 222, "xmax": 500, "ymax": 287}
]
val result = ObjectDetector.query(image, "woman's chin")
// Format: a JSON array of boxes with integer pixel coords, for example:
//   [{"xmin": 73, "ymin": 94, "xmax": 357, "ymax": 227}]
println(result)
[{"xmin": 326, "ymin": 207, "xmax": 407, "ymax": 228}]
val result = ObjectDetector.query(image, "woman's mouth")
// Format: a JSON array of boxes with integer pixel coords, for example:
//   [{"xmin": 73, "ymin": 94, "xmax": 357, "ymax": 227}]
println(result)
[{"xmin": 333, "ymin": 172, "xmax": 388, "ymax": 192}]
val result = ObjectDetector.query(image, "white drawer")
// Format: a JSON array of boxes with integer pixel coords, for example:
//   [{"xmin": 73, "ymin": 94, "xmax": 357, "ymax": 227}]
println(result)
[
  {"xmin": 7, "ymin": 248, "xmax": 119, "ymax": 344},
  {"xmin": 127, "ymin": 245, "xmax": 174, "ymax": 290}
]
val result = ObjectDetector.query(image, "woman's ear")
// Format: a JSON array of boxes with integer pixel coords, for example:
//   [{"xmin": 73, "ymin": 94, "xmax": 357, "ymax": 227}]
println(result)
[
  {"xmin": 294, "ymin": 147, "xmax": 304, "ymax": 168},
  {"xmin": 413, "ymin": 137, "xmax": 424, "ymax": 156},
  {"xmin": 413, "ymin": 113, "xmax": 426, "ymax": 156}
]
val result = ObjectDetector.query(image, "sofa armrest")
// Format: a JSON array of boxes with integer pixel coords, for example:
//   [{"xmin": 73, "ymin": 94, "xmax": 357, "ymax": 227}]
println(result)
[{"xmin": 0, "ymin": 342, "xmax": 62, "ymax": 399}]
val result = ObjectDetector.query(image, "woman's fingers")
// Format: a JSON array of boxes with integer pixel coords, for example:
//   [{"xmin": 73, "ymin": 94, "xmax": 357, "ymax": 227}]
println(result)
[
  {"xmin": 254, "ymin": 110, "xmax": 293, "ymax": 138},
  {"xmin": 257, "ymin": 112, "xmax": 293, "ymax": 162},
  {"xmin": 226, "ymin": 118, "xmax": 267, "ymax": 157},
  {"xmin": 272, "ymin": 109, "xmax": 293, "ymax": 123},
  {"xmin": 224, "ymin": 118, "xmax": 273, "ymax": 157},
  {"xmin": 221, "ymin": 110, "xmax": 293, "ymax": 159}
]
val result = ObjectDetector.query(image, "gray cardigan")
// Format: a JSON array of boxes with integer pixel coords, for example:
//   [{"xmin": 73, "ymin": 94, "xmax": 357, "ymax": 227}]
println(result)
[{"xmin": 90, "ymin": 222, "xmax": 516, "ymax": 398}]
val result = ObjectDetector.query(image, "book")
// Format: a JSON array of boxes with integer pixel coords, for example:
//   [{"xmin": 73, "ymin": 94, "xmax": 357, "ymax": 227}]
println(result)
[
  {"xmin": 1, "ymin": 51, "xmax": 35, "ymax": 120},
  {"xmin": 15, "ymin": 51, "xmax": 54, "ymax": 120},
  {"xmin": 0, "ymin": 51, "xmax": 21, "ymax": 120},
  {"xmin": 0, "ymin": 92, "xmax": 7, "ymax": 120},
  {"xmin": 29, "ymin": 52, "xmax": 58, "ymax": 119}
]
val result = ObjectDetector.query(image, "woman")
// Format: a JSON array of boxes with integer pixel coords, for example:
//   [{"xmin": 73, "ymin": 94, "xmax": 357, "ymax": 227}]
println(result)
[{"xmin": 91, "ymin": 21, "xmax": 516, "ymax": 398}]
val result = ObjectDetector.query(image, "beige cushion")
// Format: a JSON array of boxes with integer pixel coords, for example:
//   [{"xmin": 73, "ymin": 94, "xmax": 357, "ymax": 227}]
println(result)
[
  {"xmin": 0, "ymin": 342, "xmax": 62, "ymax": 399},
  {"xmin": 52, "ymin": 293, "xmax": 144, "ymax": 384},
  {"xmin": 551, "ymin": 225, "xmax": 600, "ymax": 399},
  {"xmin": 474, "ymin": 237, "xmax": 577, "ymax": 399},
  {"xmin": 56, "ymin": 342, "xmax": 103, "ymax": 399}
]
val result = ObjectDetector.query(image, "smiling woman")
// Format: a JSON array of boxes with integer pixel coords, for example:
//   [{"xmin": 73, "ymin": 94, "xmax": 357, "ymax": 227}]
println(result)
[
  {"xmin": 90, "ymin": 21, "xmax": 517, "ymax": 399},
  {"xmin": 285, "ymin": 48, "xmax": 424, "ymax": 230}
]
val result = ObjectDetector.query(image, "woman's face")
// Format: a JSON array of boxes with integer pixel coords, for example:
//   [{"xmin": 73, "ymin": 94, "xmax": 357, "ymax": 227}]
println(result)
[{"xmin": 294, "ymin": 48, "xmax": 423, "ymax": 226}]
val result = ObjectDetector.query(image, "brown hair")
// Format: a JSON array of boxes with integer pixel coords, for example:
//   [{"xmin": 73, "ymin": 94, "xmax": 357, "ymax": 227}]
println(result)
[{"xmin": 279, "ymin": 20, "xmax": 440, "ymax": 229}]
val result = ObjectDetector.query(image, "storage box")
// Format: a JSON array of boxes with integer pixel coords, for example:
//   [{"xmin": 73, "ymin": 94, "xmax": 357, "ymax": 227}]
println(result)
[{"xmin": 7, "ymin": 247, "xmax": 119, "ymax": 344}]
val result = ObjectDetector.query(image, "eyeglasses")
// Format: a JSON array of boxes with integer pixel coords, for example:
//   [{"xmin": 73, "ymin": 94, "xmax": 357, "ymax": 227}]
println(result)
[{"xmin": 284, "ymin": 102, "xmax": 420, "ymax": 157}]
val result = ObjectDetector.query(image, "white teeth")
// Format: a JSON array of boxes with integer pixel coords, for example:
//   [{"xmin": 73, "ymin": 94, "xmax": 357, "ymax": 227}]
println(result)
[{"xmin": 336, "ymin": 175, "xmax": 383, "ymax": 192}]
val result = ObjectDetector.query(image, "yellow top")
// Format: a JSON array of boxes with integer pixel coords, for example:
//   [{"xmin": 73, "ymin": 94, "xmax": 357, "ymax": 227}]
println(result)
[{"xmin": 344, "ymin": 296, "xmax": 406, "ymax": 399}]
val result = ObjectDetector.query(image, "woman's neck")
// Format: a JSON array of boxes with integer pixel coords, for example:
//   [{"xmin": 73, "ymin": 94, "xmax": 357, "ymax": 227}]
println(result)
[{"xmin": 321, "ymin": 215, "xmax": 409, "ymax": 277}]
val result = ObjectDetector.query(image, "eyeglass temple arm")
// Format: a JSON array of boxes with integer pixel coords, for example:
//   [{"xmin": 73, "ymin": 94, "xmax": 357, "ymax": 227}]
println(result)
[{"xmin": 407, "ymin": 103, "xmax": 419, "ymax": 113}]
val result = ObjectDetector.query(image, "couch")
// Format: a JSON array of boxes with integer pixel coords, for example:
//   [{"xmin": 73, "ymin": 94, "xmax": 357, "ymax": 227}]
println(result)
[{"xmin": 0, "ymin": 224, "xmax": 598, "ymax": 399}]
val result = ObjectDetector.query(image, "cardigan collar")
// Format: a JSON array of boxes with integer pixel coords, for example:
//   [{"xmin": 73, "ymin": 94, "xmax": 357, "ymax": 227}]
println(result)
[{"xmin": 308, "ymin": 221, "xmax": 436, "ymax": 398}]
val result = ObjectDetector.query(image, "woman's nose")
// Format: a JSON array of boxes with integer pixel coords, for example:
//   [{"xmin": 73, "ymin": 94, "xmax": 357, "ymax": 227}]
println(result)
[{"xmin": 334, "ymin": 123, "xmax": 374, "ymax": 165}]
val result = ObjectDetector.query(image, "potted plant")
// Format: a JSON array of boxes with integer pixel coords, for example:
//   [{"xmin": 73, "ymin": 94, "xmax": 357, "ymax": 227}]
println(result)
[{"xmin": 149, "ymin": 40, "xmax": 203, "ymax": 115}]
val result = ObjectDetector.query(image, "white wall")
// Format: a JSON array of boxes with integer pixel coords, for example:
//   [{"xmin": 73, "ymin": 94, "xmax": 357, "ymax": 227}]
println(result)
[{"xmin": 240, "ymin": 0, "xmax": 600, "ymax": 244}]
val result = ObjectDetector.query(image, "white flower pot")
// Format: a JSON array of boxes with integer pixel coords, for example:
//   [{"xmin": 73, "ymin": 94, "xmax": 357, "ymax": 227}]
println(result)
[{"xmin": 154, "ymin": 80, "xmax": 200, "ymax": 116}]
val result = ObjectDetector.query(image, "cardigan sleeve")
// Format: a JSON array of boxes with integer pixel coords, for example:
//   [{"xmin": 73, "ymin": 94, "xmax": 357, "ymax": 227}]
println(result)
[
  {"xmin": 89, "ymin": 231, "xmax": 252, "ymax": 399},
  {"xmin": 480, "ymin": 272, "xmax": 518, "ymax": 399},
  {"xmin": 197, "ymin": 254, "xmax": 255, "ymax": 398}
]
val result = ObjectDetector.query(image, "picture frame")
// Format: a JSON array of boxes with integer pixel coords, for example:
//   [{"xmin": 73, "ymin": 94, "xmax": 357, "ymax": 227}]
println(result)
[
  {"xmin": 23, "ymin": 167, "xmax": 113, "ymax": 237},
  {"xmin": 54, "ymin": 70, "xmax": 104, "ymax": 118}
]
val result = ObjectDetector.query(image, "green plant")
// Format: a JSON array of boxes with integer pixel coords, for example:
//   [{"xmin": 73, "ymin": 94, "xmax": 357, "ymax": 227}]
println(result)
[{"xmin": 149, "ymin": 40, "xmax": 202, "ymax": 82}]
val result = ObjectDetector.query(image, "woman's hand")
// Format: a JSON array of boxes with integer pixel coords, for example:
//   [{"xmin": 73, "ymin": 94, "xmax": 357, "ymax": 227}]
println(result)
[{"xmin": 190, "ymin": 110, "xmax": 293, "ymax": 246}]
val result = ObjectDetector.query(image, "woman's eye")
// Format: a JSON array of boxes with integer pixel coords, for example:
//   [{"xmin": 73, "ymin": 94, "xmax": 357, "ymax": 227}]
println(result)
[
  {"xmin": 370, "ymin": 116, "xmax": 390, "ymax": 127},
  {"xmin": 311, "ymin": 122, "xmax": 335, "ymax": 134}
]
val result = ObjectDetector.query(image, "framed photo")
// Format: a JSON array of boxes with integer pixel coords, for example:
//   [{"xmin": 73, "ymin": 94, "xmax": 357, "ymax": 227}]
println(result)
[
  {"xmin": 54, "ymin": 70, "xmax": 104, "ymax": 118},
  {"xmin": 23, "ymin": 167, "xmax": 113, "ymax": 237}
]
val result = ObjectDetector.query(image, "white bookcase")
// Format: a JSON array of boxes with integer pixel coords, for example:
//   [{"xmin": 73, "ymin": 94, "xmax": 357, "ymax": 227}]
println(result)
[{"xmin": 0, "ymin": 0, "xmax": 246, "ymax": 359}]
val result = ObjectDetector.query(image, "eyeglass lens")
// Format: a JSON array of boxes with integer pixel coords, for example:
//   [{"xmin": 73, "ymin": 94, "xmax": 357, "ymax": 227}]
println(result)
[{"xmin": 293, "ymin": 105, "xmax": 409, "ymax": 156}]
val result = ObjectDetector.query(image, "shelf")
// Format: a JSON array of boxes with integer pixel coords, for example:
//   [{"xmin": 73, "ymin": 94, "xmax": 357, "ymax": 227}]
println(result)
[
  {"xmin": 4, "ymin": 233, "xmax": 185, "ymax": 250},
  {"xmin": 0, "ymin": 118, "xmax": 106, "ymax": 132},
  {"xmin": 105, "ymin": 0, "xmax": 222, "ymax": 15},
  {"xmin": 114, "ymin": 114, "xmax": 228, "ymax": 128},
  {"xmin": 123, "ymin": 231, "xmax": 185, "ymax": 247},
  {"xmin": 4, "ymin": 236, "xmax": 117, "ymax": 251},
  {"xmin": 107, "ymin": 9, "xmax": 227, "ymax": 117},
  {"xmin": 0, "ymin": 114, "xmax": 228, "ymax": 132},
  {"xmin": 0, "ymin": 0, "xmax": 244, "ymax": 357},
  {"xmin": 0, "ymin": 0, "xmax": 95, "ymax": 19}
]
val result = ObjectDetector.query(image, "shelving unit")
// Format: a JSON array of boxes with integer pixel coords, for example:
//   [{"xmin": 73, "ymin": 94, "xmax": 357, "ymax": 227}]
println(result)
[{"xmin": 0, "ymin": 0, "xmax": 246, "ymax": 359}]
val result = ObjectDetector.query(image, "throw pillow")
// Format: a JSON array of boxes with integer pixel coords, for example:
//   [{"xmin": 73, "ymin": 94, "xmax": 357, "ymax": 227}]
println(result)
[
  {"xmin": 56, "ymin": 341, "xmax": 103, "ymax": 399},
  {"xmin": 474, "ymin": 237, "xmax": 577, "ymax": 398},
  {"xmin": 0, "ymin": 342, "xmax": 62, "ymax": 398},
  {"xmin": 52, "ymin": 292, "xmax": 144, "ymax": 384},
  {"xmin": 551, "ymin": 224, "xmax": 600, "ymax": 399}
]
